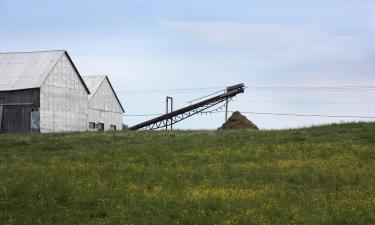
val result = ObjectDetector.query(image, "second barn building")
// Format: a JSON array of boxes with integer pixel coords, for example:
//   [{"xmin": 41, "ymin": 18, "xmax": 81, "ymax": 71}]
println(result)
[{"xmin": 83, "ymin": 75, "xmax": 124, "ymax": 131}]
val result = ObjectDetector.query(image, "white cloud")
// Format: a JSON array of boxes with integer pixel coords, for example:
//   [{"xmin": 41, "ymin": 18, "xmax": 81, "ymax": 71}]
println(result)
[{"xmin": 159, "ymin": 19, "xmax": 364, "ymax": 63}]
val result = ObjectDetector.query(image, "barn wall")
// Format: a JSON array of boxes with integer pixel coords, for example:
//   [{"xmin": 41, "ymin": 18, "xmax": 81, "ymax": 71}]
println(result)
[
  {"xmin": 39, "ymin": 54, "xmax": 88, "ymax": 133},
  {"xmin": 0, "ymin": 89, "xmax": 40, "ymax": 133},
  {"xmin": 87, "ymin": 79, "xmax": 123, "ymax": 131},
  {"xmin": 87, "ymin": 109, "xmax": 123, "ymax": 131}
]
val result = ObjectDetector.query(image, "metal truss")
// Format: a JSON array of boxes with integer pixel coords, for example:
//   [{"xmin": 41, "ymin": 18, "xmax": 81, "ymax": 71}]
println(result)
[
  {"xmin": 138, "ymin": 98, "xmax": 229, "ymax": 130},
  {"xmin": 129, "ymin": 83, "xmax": 245, "ymax": 131}
]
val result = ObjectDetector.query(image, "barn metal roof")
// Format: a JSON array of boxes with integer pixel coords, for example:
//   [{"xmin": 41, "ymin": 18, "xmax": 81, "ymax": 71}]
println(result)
[
  {"xmin": 0, "ymin": 50, "xmax": 90, "ymax": 94},
  {"xmin": 82, "ymin": 75, "xmax": 106, "ymax": 100},
  {"xmin": 83, "ymin": 75, "xmax": 125, "ymax": 113}
]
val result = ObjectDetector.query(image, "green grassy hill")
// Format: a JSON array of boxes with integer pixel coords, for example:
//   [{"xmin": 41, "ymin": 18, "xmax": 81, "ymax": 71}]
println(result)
[{"xmin": 1, "ymin": 123, "xmax": 375, "ymax": 225}]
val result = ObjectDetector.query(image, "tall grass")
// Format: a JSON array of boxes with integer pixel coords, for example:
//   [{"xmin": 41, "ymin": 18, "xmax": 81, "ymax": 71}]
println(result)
[{"xmin": 0, "ymin": 122, "xmax": 375, "ymax": 224}]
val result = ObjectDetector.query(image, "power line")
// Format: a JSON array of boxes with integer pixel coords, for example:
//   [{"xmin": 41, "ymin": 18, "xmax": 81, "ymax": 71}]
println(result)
[
  {"xmin": 119, "ymin": 86, "xmax": 226, "ymax": 92},
  {"xmin": 117, "ymin": 89, "xmax": 225, "ymax": 95},
  {"xmin": 187, "ymin": 89, "xmax": 225, "ymax": 104},
  {"xmin": 116, "ymin": 86, "xmax": 226, "ymax": 95},
  {"xmin": 247, "ymin": 89, "xmax": 375, "ymax": 92},
  {"xmin": 240, "ymin": 100, "xmax": 375, "ymax": 105},
  {"xmin": 221, "ymin": 111, "xmax": 375, "ymax": 119},
  {"xmin": 123, "ymin": 100, "xmax": 375, "ymax": 105},
  {"xmin": 123, "ymin": 113, "xmax": 163, "ymax": 117},
  {"xmin": 247, "ymin": 85, "xmax": 375, "ymax": 89},
  {"xmin": 246, "ymin": 85, "xmax": 375, "ymax": 92},
  {"xmin": 116, "ymin": 85, "xmax": 375, "ymax": 95},
  {"xmin": 123, "ymin": 111, "xmax": 375, "ymax": 119},
  {"xmin": 119, "ymin": 85, "xmax": 375, "ymax": 92},
  {"xmin": 200, "ymin": 100, "xmax": 232, "ymax": 114}
]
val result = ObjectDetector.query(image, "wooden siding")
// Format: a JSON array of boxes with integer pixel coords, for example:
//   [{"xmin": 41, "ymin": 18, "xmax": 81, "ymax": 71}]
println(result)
[
  {"xmin": 0, "ymin": 105, "xmax": 33, "ymax": 132},
  {"xmin": 0, "ymin": 89, "xmax": 40, "ymax": 133},
  {"xmin": 0, "ymin": 89, "xmax": 40, "ymax": 106},
  {"xmin": 39, "ymin": 54, "xmax": 88, "ymax": 133}
]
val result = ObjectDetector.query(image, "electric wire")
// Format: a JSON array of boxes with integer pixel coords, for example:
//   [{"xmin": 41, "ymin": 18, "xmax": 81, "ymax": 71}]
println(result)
[
  {"xmin": 246, "ymin": 85, "xmax": 375, "ymax": 92},
  {"xmin": 247, "ymin": 89, "xmax": 375, "ymax": 92},
  {"xmin": 117, "ymin": 90, "xmax": 226, "ymax": 95},
  {"xmin": 116, "ymin": 86, "xmax": 226, "ymax": 95},
  {"xmin": 213, "ymin": 111, "xmax": 375, "ymax": 119},
  {"xmin": 121, "ymin": 85, "xmax": 375, "ymax": 119},
  {"xmin": 117, "ymin": 86, "xmax": 375, "ymax": 95},
  {"xmin": 123, "ymin": 111, "xmax": 375, "ymax": 119},
  {"xmin": 124, "ymin": 100, "xmax": 375, "ymax": 105},
  {"xmin": 187, "ymin": 89, "xmax": 225, "ymax": 104},
  {"xmin": 242, "ymin": 100, "xmax": 375, "ymax": 105},
  {"xmin": 118, "ymin": 86, "xmax": 226, "ymax": 93},
  {"xmin": 248, "ymin": 86, "xmax": 375, "ymax": 89},
  {"xmin": 117, "ymin": 85, "xmax": 375, "ymax": 92},
  {"xmin": 200, "ymin": 99, "xmax": 232, "ymax": 114},
  {"xmin": 123, "ymin": 113, "xmax": 163, "ymax": 117}
]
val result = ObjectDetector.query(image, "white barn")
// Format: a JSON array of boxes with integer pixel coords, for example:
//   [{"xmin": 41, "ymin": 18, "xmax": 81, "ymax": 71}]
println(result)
[
  {"xmin": 0, "ymin": 50, "xmax": 90, "ymax": 133},
  {"xmin": 83, "ymin": 75, "xmax": 125, "ymax": 131},
  {"xmin": 0, "ymin": 50, "xmax": 124, "ymax": 133}
]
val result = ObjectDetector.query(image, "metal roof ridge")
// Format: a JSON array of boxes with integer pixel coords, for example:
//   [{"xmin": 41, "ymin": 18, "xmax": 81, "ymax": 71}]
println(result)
[{"xmin": 0, "ymin": 49, "xmax": 66, "ymax": 54}]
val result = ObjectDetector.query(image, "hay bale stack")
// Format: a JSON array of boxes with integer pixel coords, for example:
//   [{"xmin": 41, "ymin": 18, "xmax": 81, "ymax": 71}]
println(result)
[{"xmin": 220, "ymin": 111, "xmax": 259, "ymax": 130}]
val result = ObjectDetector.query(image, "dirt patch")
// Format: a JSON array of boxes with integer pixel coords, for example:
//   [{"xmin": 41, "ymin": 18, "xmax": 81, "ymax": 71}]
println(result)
[{"xmin": 219, "ymin": 111, "xmax": 259, "ymax": 130}]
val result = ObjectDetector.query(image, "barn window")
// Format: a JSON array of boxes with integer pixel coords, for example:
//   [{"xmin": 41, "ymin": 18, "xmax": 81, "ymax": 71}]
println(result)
[
  {"xmin": 89, "ymin": 122, "xmax": 96, "ymax": 129},
  {"xmin": 110, "ymin": 125, "xmax": 116, "ymax": 131}
]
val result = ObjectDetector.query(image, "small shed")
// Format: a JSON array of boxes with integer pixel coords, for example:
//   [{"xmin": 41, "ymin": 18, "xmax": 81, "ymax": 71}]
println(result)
[
  {"xmin": 83, "ymin": 75, "xmax": 125, "ymax": 131},
  {"xmin": 0, "ymin": 50, "xmax": 90, "ymax": 133}
]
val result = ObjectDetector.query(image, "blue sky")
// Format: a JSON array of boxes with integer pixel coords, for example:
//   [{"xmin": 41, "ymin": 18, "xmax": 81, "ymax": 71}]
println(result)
[{"xmin": 1, "ymin": 0, "xmax": 374, "ymax": 129}]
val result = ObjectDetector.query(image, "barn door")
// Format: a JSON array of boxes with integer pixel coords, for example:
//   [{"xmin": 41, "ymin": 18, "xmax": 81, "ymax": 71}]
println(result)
[
  {"xmin": 0, "ymin": 105, "xmax": 3, "ymax": 131},
  {"xmin": 1, "ymin": 106, "xmax": 31, "ymax": 132},
  {"xmin": 98, "ymin": 123, "xmax": 104, "ymax": 131},
  {"xmin": 31, "ymin": 109, "xmax": 40, "ymax": 132}
]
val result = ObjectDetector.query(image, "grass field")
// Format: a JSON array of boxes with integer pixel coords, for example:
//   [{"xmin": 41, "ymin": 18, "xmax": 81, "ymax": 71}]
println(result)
[{"xmin": 0, "ymin": 123, "xmax": 375, "ymax": 225}]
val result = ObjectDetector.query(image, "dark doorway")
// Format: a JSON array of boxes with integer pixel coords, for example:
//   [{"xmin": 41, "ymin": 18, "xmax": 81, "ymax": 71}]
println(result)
[
  {"xmin": 0, "ymin": 105, "xmax": 3, "ymax": 132},
  {"xmin": 98, "ymin": 123, "xmax": 104, "ymax": 131},
  {"xmin": 1, "ymin": 105, "xmax": 33, "ymax": 132}
]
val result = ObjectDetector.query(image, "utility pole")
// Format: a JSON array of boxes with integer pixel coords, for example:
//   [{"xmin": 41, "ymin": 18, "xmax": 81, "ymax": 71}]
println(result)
[{"xmin": 166, "ymin": 96, "xmax": 173, "ymax": 130}]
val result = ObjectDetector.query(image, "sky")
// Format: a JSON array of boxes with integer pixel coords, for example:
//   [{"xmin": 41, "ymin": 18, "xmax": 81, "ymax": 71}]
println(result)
[{"xmin": 1, "ymin": 0, "xmax": 374, "ymax": 129}]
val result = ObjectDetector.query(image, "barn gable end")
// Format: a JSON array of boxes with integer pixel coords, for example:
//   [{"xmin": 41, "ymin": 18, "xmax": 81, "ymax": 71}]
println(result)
[
  {"xmin": 83, "ymin": 75, "xmax": 124, "ymax": 131},
  {"xmin": 39, "ymin": 52, "xmax": 89, "ymax": 133}
]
